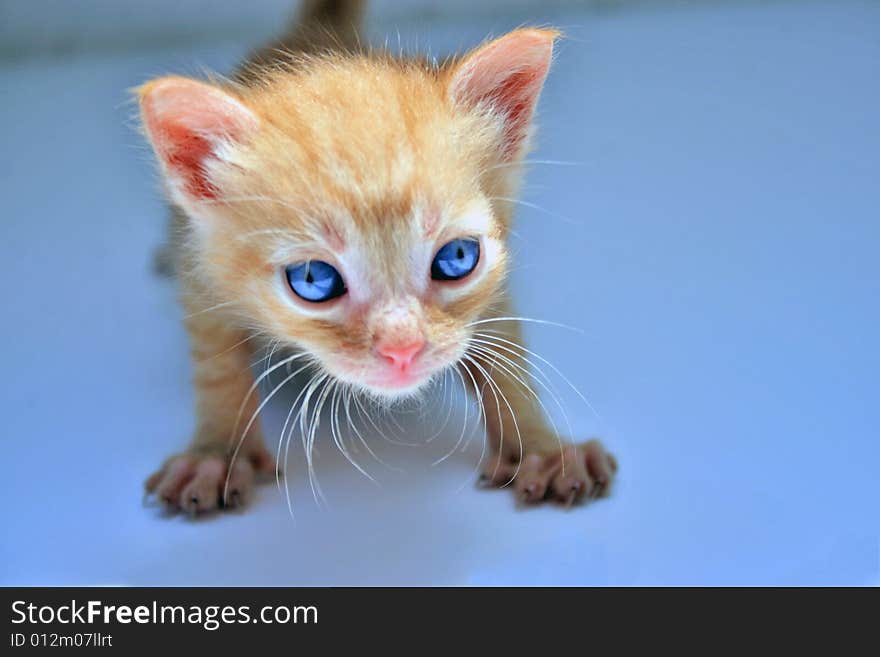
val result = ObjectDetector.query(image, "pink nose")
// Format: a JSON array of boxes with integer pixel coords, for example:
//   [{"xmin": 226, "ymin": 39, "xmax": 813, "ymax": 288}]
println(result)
[{"xmin": 376, "ymin": 339, "xmax": 425, "ymax": 370}]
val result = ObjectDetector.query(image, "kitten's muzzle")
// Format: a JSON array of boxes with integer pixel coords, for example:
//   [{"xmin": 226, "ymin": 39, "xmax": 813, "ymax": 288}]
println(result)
[{"xmin": 375, "ymin": 338, "xmax": 426, "ymax": 372}]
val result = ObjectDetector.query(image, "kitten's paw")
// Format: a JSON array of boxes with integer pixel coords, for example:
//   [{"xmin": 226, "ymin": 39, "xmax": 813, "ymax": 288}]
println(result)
[
  {"xmin": 480, "ymin": 440, "xmax": 618, "ymax": 507},
  {"xmin": 144, "ymin": 444, "xmax": 275, "ymax": 516}
]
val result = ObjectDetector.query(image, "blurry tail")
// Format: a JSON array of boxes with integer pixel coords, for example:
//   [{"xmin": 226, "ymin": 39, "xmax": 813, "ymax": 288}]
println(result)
[
  {"xmin": 292, "ymin": 0, "xmax": 366, "ymax": 51},
  {"xmin": 242, "ymin": 0, "xmax": 366, "ymax": 75}
]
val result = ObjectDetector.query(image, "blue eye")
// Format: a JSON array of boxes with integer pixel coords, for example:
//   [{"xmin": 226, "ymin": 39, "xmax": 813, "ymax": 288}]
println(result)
[
  {"xmin": 285, "ymin": 260, "xmax": 346, "ymax": 302},
  {"xmin": 431, "ymin": 238, "xmax": 480, "ymax": 281}
]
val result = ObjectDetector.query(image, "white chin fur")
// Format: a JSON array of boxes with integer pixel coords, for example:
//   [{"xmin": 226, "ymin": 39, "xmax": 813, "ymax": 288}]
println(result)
[
  {"xmin": 359, "ymin": 378, "xmax": 435, "ymax": 404},
  {"xmin": 330, "ymin": 368, "xmax": 446, "ymax": 405}
]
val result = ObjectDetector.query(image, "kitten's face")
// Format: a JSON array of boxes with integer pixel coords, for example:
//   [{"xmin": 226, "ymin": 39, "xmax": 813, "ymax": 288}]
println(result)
[
  {"xmin": 214, "ymin": 196, "xmax": 506, "ymax": 399},
  {"xmin": 200, "ymin": 65, "xmax": 508, "ymax": 398},
  {"xmin": 139, "ymin": 30, "xmax": 556, "ymax": 400}
]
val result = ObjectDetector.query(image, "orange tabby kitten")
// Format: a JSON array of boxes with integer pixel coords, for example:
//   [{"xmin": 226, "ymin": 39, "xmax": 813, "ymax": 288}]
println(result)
[{"xmin": 140, "ymin": 0, "xmax": 617, "ymax": 514}]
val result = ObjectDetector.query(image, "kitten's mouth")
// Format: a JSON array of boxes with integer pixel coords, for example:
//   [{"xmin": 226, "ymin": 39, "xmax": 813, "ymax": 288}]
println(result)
[
  {"xmin": 328, "ymin": 348, "xmax": 462, "ymax": 399},
  {"xmin": 358, "ymin": 359, "xmax": 453, "ymax": 399},
  {"xmin": 364, "ymin": 369, "xmax": 429, "ymax": 393}
]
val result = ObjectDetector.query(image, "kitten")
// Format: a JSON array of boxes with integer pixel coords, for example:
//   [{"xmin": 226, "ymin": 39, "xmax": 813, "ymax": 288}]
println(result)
[{"xmin": 140, "ymin": 0, "xmax": 617, "ymax": 514}]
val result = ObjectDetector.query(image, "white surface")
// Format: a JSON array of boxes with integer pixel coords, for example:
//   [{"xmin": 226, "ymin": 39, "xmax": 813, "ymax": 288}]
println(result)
[{"xmin": 1, "ymin": 0, "xmax": 878, "ymax": 585}]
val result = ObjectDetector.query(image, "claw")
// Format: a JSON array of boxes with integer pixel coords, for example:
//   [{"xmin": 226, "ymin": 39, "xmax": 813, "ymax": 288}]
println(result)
[
  {"xmin": 517, "ymin": 484, "xmax": 535, "ymax": 505},
  {"xmin": 146, "ymin": 449, "xmax": 265, "ymax": 517},
  {"xmin": 486, "ymin": 441, "xmax": 617, "ymax": 509}
]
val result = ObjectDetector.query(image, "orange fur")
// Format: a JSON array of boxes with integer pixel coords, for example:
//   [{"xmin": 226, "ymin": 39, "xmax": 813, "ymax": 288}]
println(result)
[{"xmin": 138, "ymin": 3, "xmax": 617, "ymax": 514}]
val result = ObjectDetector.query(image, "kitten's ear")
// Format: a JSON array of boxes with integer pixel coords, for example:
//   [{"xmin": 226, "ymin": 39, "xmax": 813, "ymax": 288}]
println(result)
[
  {"xmin": 449, "ymin": 28, "xmax": 559, "ymax": 160},
  {"xmin": 136, "ymin": 76, "xmax": 258, "ymax": 210}
]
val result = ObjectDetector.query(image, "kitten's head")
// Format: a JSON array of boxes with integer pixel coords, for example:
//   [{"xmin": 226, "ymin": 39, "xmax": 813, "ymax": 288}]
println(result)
[{"xmin": 138, "ymin": 29, "xmax": 557, "ymax": 400}]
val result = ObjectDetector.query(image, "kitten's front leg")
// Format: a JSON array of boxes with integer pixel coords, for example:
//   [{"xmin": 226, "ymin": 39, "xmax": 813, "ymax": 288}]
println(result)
[
  {"xmin": 464, "ymin": 314, "xmax": 617, "ymax": 506},
  {"xmin": 145, "ymin": 302, "xmax": 274, "ymax": 515}
]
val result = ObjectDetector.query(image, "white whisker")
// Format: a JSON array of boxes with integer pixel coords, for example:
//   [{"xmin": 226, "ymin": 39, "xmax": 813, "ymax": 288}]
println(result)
[
  {"xmin": 462, "ymin": 353, "xmax": 523, "ymax": 487},
  {"xmin": 487, "ymin": 159, "xmax": 584, "ymax": 172},
  {"xmin": 466, "ymin": 316, "xmax": 585, "ymax": 334},
  {"xmin": 195, "ymin": 330, "xmax": 264, "ymax": 364},
  {"xmin": 183, "ymin": 300, "xmax": 238, "ymax": 320},
  {"xmin": 343, "ymin": 389, "xmax": 400, "ymax": 472},
  {"xmin": 223, "ymin": 361, "xmax": 303, "ymax": 504},
  {"xmin": 488, "ymin": 196, "xmax": 578, "ymax": 225},
  {"xmin": 473, "ymin": 331, "xmax": 602, "ymax": 423},
  {"xmin": 225, "ymin": 352, "xmax": 307, "ymax": 476},
  {"xmin": 300, "ymin": 374, "xmax": 330, "ymax": 506},
  {"xmin": 432, "ymin": 364, "xmax": 473, "ymax": 466},
  {"xmin": 328, "ymin": 383, "xmax": 377, "ymax": 483},
  {"xmin": 274, "ymin": 364, "xmax": 319, "ymax": 519},
  {"xmin": 467, "ymin": 342, "xmax": 566, "ymax": 474}
]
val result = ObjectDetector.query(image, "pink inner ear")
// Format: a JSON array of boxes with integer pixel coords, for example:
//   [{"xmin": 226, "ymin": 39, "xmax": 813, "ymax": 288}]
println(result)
[
  {"xmin": 451, "ymin": 30, "xmax": 557, "ymax": 159},
  {"xmin": 139, "ymin": 77, "xmax": 258, "ymax": 201}
]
